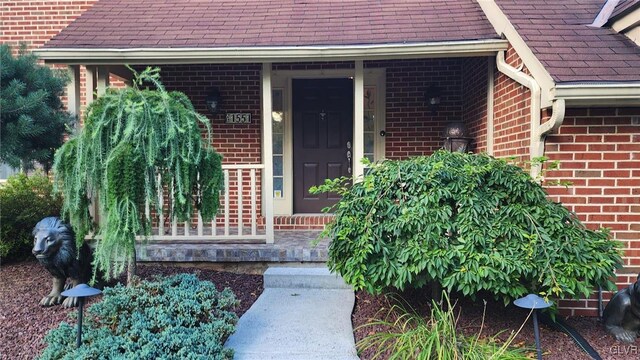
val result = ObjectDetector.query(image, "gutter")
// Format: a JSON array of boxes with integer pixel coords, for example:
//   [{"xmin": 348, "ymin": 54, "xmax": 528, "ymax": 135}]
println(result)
[
  {"xmin": 33, "ymin": 39, "xmax": 508, "ymax": 65},
  {"xmin": 553, "ymin": 83, "xmax": 640, "ymax": 106},
  {"xmin": 495, "ymin": 51, "xmax": 565, "ymax": 178}
]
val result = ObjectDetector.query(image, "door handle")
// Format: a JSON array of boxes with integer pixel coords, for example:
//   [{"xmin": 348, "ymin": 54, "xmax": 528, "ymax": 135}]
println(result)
[{"xmin": 346, "ymin": 141, "xmax": 352, "ymax": 174}]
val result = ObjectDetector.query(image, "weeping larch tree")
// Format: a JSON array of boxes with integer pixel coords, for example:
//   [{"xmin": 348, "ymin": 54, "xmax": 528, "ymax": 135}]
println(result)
[{"xmin": 53, "ymin": 67, "xmax": 223, "ymax": 280}]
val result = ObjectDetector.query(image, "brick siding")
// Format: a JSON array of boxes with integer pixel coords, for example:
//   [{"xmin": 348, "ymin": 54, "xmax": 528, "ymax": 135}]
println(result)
[
  {"xmin": 463, "ymin": 57, "xmax": 489, "ymax": 153},
  {"xmin": 545, "ymin": 107, "xmax": 640, "ymax": 316},
  {"xmin": 368, "ymin": 59, "xmax": 466, "ymax": 159},
  {"xmin": 0, "ymin": 0, "xmax": 97, "ymax": 51}
]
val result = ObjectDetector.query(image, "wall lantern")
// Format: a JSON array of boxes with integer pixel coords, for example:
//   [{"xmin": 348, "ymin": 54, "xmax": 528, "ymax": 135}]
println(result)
[
  {"xmin": 205, "ymin": 88, "xmax": 222, "ymax": 115},
  {"xmin": 425, "ymin": 85, "xmax": 442, "ymax": 115},
  {"xmin": 442, "ymin": 122, "xmax": 473, "ymax": 152},
  {"xmin": 61, "ymin": 284, "xmax": 102, "ymax": 348},
  {"xmin": 514, "ymin": 294, "xmax": 552, "ymax": 360}
]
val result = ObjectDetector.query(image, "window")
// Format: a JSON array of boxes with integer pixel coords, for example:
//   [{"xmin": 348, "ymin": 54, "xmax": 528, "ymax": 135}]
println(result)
[
  {"xmin": 272, "ymin": 89, "xmax": 284, "ymax": 198},
  {"xmin": 363, "ymin": 86, "xmax": 376, "ymax": 163}
]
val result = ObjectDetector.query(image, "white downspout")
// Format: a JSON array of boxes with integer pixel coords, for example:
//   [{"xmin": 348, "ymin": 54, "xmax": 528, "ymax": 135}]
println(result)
[
  {"xmin": 535, "ymin": 98, "xmax": 566, "ymax": 159},
  {"xmin": 495, "ymin": 51, "xmax": 543, "ymax": 177},
  {"xmin": 495, "ymin": 51, "xmax": 566, "ymax": 178}
]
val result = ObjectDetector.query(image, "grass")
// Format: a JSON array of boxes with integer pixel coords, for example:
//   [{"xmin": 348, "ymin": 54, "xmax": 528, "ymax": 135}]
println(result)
[{"xmin": 356, "ymin": 293, "xmax": 532, "ymax": 360}]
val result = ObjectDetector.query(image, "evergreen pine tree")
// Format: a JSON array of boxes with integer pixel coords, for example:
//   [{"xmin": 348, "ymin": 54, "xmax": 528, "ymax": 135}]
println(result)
[{"xmin": 1, "ymin": 44, "xmax": 72, "ymax": 172}]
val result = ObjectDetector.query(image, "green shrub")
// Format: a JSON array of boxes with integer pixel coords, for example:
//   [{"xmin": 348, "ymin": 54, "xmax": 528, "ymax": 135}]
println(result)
[
  {"xmin": 358, "ymin": 294, "xmax": 530, "ymax": 360},
  {"xmin": 0, "ymin": 173, "xmax": 62, "ymax": 261},
  {"xmin": 312, "ymin": 151, "xmax": 622, "ymax": 303},
  {"xmin": 1, "ymin": 44, "xmax": 71, "ymax": 171},
  {"xmin": 39, "ymin": 274, "xmax": 239, "ymax": 360}
]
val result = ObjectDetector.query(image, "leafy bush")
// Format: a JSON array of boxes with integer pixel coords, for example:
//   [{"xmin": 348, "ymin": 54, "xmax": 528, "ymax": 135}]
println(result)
[
  {"xmin": 39, "ymin": 274, "xmax": 239, "ymax": 360},
  {"xmin": 0, "ymin": 173, "xmax": 62, "ymax": 261},
  {"xmin": 357, "ymin": 294, "xmax": 530, "ymax": 359},
  {"xmin": 312, "ymin": 151, "xmax": 622, "ymax": 302}
]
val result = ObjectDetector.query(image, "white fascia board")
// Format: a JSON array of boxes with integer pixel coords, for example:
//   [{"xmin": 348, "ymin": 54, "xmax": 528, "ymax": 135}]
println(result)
[
  {"xmin": 553, "ymin": 83, "xmax": 640, "ymax": 106},
  {"xmin": 478, "ymin": 0, "xmax": 556, "ymax": 107},
  {"xmin": 611, "ymin": 7, "xmax": 640, "ymax": 32},
  {"xmin": 33, "ymin": 40, "xmax": 508, "ymax": 65}
]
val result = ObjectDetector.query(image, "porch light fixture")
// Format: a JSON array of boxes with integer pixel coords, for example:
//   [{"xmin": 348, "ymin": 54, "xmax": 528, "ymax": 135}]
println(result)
[
  {"xmin": 61, "ymin": 283, "xmax": 102, "ymax": 348},
  {"xmin": 442, "ymin": 122, "xmax": 472, "ymax": 152},
  {"xmin": 424, "ymin": 85, "xmax": 442, "ymax": 115},
  {"xmin": 205, "ymin": 88, "xmax": 222, "ymax": 115},
  {"xmin": 514, "ymin": 294, "xmax": 552, "ymax": 360}
]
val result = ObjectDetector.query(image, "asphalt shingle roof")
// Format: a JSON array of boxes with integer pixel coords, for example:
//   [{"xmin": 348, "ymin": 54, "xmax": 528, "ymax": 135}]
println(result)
[
  {"xmin": 42, "ymin": 0, "xmax": 498, "ymax": 49},
  {"xmin": 496, "ymin": 0, "xmax": 640, "ymax": 83}
]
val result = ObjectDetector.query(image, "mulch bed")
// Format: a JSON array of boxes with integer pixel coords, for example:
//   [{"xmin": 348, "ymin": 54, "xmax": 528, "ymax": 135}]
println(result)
[
  {"xmin": 352, "ymin": 289, "xmax": 638, "ymax": 360},
  {"xmin": 4, "ymin": 259, "xmax": 638, "ymax": 359},
  {"xmin": 0, "ymin": 260, "xmax": 263, "ymax": 360}
]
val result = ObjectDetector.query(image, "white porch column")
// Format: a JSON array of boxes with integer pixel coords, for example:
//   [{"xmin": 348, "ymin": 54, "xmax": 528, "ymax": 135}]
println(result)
[
  {"xmin": 84, "ymin": 66, "xmax": 98, "ymax": 224},
  {"xmin": 84, "ymin": 66, "xmax": 96, "ymax": 105},
  {"xmin": 96, "ymin": 66, "xmax": 110, "ymax": 96},
  {"xmin": 486, "ymin": 57, "xmax": 495, "ymax": 155},
  {"xmin": 261, "ymin": 63, "xmax": 275, "ymax": 243},
  {"xmin": 353, "ymin": 60, "xmax": 365, "ymax": 180},
  {"xmin": 66, "ymin": 65, "xmax": 81, "ymax": 124}
]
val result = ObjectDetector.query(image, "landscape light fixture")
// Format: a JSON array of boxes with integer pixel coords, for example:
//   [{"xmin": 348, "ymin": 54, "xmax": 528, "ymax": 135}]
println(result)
[
  {"xmin": 206, "ymin": 88, "xmax": 222, "ymax": 115},
  {"xmin": 514, "ymin": 294, "xmax": 552, "ymax": 360},
  {"xmin": 61, "ymin": 284, "xmax": 102, "ymax": 348}
]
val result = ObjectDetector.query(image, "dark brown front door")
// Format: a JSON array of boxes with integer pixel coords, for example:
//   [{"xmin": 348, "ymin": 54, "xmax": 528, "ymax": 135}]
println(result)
[{"xmin": 293, "ymin": 78, "xmax": 353, "ymax": 213}]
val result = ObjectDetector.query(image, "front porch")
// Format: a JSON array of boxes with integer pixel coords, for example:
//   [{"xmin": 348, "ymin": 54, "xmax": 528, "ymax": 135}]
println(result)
[
  {"xmin": 137, "ymin": 230, "xmax": 328, "ymax": 263},
  {"xmin": 66, "ymin": 56, "xmax": 500, "ymax": 249}
]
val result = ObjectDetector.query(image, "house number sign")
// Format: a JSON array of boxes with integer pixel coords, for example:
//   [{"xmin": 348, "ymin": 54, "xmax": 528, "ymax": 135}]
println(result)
[{"xmin": 225, "ymin": 113, "xmax": 251, "ymax": 124}]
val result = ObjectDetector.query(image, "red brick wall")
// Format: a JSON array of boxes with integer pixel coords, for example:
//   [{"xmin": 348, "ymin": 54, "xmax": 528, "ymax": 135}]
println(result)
[
  {"xmin": 157, "ymin": 64, "xmax": 263, "ymax": 164},
  {"xmin": 368, "ymin": 58, "xmax": 465, "ymax": 159},
  {"xmin": 545, "ymin": 107, "xmax": 640, "ymax": 316},
  {"xmin": 463, "ymin": 57, "xmax": 489, "ymax": 153},
  {"xmin": 492, "ymin": 46, "xmax": 531, "ymax": 161},
  {"xmin": 0, "ymin": 0, "xmax": 97, "ymax": 50}
]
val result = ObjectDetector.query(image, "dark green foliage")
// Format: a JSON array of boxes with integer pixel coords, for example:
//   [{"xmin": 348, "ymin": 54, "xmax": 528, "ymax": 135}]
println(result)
[
  {"xmin": 0, "ymin": 173, "xmax": 62, "ymax": 261},
  {"xmin": 0, "ymin": 44, "xmax": 71, "ymax": 171},
  {"xmin": 53, "ymin": 67, "xmax": 223, "ymax": 279},
  {"xmin": 39, "ymin": 274, "xmax": 238, "ymax": 360},
  {"xmin": 312, "ymin": 151, "xmax": 622, "ymax": 303}
]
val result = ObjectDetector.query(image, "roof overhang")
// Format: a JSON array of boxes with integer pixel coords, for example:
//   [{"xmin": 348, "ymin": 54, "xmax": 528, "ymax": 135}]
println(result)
[
  {"xmin": 34, "ymin": 40, "xmax": 508, "ymax": 65},
  {"xmin": 552, "ymin": 82, "xmax": 640, "ymax": 106}
]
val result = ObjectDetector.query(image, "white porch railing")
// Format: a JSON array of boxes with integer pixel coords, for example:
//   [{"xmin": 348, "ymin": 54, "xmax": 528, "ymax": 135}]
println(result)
[{"xmin": 147, "ymin": 164, "xmax": 269, "ymax": 243}]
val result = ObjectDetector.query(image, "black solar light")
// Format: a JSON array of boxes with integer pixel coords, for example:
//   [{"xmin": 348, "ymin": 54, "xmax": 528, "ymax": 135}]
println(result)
[
  {"xmin": 61, "ymin": 284, "xmax": 102, "ymax": 348},
  {"xmin": 514, "ymin": 294, "xmax": 552, "ymax": 360}
]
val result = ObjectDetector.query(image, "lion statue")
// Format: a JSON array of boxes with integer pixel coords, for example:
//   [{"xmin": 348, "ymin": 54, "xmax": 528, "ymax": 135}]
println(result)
[
  {"xmin": 32, "ymin": 217, "xmax": 91, "ymax": 308},
  {"xmin": 603, "ymin": 274, "xmax": 640, "ymax": 343}
]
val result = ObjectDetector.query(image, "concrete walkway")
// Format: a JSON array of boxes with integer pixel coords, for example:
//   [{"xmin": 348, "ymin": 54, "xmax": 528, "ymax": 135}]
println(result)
[{"xmin": 225, "ymin": 267, "xmax": 359, "ymax": 360}]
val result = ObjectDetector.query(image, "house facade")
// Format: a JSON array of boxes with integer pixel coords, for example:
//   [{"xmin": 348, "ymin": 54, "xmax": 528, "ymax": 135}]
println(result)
[{"xmin": 2, "ymin": 0, "xmax": 639, "ymax": 316}]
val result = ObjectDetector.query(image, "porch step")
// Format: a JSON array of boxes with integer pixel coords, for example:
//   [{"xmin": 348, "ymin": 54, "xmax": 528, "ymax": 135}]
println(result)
[{"xmin": 264, "ymin": 266, "xmax": 352, "ymax": 290}]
